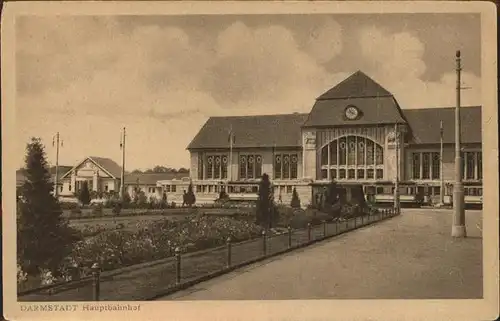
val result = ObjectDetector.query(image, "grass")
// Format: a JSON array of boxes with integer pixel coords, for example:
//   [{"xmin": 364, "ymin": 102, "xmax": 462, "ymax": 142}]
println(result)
[{"xmin": 18, "ymin": 214, "xmax": 388, "ymax": 301}]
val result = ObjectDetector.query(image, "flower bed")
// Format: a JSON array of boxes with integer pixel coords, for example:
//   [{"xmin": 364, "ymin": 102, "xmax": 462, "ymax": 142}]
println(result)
[{"xmin": 18, "ymin": 215, "xmax": 266, "ymax": 289}]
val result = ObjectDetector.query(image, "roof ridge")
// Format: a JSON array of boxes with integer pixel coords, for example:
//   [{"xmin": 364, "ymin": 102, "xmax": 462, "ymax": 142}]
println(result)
[
  {"xmin": 209, "ymin": 113, "xmax": 309, "ymax": 119},
  {"xmin": 403, "ymin": 105, "xmax": 481, "ymax": 111}
]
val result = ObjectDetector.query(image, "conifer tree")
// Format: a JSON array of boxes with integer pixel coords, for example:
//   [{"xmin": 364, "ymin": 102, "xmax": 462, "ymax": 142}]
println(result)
[
  {"xmin": 17, "ymin": 138, "xmax": 80, "ymax": 276},
  {"xmin": 290, "ymin": 187, "xmax": 301, "ymax": 208},
  {"xmin": 78, "ymin": 181, "xmax": 91, "ymax": 206},
  {"xmin": 186, "ymin": 182, "xmax": 196, "ymax": 207},
  {"xmin": 257, "ymin": 173, "xmax": 274, "ymax": 227}
]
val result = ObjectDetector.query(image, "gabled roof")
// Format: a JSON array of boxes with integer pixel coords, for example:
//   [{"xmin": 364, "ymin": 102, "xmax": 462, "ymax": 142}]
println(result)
[
  {"xmin": 303, "ymin": 96, "xmax": 407, "ymax": 127},
  {"xmin": 303, "ymin": 71, "xmax": 407, "ymax": 128},
  {"xmin": 60, "ymin": 156, "xmax": 122, "ymax": 179},
  {"xmin": 124, "ymin": 172, "xmax": 189, "ymax": 185},
  {"xmin": 317, "ymin": 70, "xmax": 393, "ymax": 100},
  {"xmin": 403, "ymin": 106, "xmax": 482, "ymax": 144},
  {"xmin": 187, "ymin": 113, "xmax": 309, "ymax": 150}
]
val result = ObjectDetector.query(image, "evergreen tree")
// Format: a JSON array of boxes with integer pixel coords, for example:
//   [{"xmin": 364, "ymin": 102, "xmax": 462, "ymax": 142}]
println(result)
[
  {"xmin": 17, "ymin": 138, "xmax": 80, "ymax": 276},
  {"xmin": 256, "ymin": 173, "xmax": 274, "ymax": 228},
  {"xmin": 186, "ymin": 182, "xmax": 196, "ymax": 207},
  {"xmin": 290, "ymin": 187, "xmax": 301, "ymax": 208},
  {"xmin": 78, "ymin": 181, "xmax": 91, "ymax": 206}
]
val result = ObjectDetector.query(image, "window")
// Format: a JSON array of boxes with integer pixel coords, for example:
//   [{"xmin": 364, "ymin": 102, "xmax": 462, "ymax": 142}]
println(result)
[
  {"xmin": 274, "ymin": 153, "xmax": 298, "ymax": 179},
  {"xmin": 466, "ymin": 152, "xmax": 475, "ymax": 180},
  {"xmin": 171, "ymin": 185, "xmax": 177, "ymax": 193},
  {"xmin": 198, "ymin": 153, "xmax": 204, "ymax": 180},
  {"xmin": 320, "ymin": 136, "xmax": 383, "ymax": 181},
  {"xmin": 321, "ymin": 169, "xmax": 328, "ymax": 180},
  {"xmin": 165, "ymin": 185, "xmax": 171, "ymax": 193},
  {"xmin": 412, "ymin": 153, "xmax": 420, "ymax": 179},
  {"xmin": 69, "ymin": 184, "xmax": 72, "ymax": 192},
  {"xmin": 422, "ymin": 153, "xmax": 431, "ymax": 179},
  {"xmin": 477, "ymin": 153, "xmax": 482, "ymax": 179},
  {"xmin": 431, "ymin": 152, "xmax": 440, "ymax": 179},
  {"xmin": 60, "ymin": 186, "xmax": 63, "ymax": 192},
  {"xmin": 357, "ymin": 137, "xmax": 365, "ymax": 165},
  {"xmin": 375, "ymin": 144, "xmax": 384, "ymax": 165},
  {"xmin": 148, "ymin": 187, "xmax": 156, "ymax": 193},
  {"xmin": 376, "ymin": 169, "xmax": 384, "ymax": 179},
  {"xmin": 461, "ymin": 151, "xmax": 482, "ymax": 181},
  {"xmin": 347, "ymin": 136, "xmax": 356, "ymax": 165},
  {"xmin": 205, "ymin": 154, "xmax": 228, "ymax": 180},
  {"xmin": 286, "ymin": 186, "xmax": 293, "ymax": 194},
  {"xmin": 339, "ymin": 137, "xmax": 347, "ymax": 165},
  {"xmin": 412, "ymin": 152, "xmax": 441, "ymax": 180},
  {"xmin": 433, "ymin": 187, "xmax": 441, "ymax": 196},
  {"xmin": 240, "ymin": 154, "xmax": 262, "ymax": 179},
  {"xmin": 366, "ymin": 140, "xmax": 374, "ymax": 165}
]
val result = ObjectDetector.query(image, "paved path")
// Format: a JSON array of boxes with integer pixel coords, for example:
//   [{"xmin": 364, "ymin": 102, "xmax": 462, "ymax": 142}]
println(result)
[{"xmin": 160, "ymin": 209, "xmax": 483, "ymax": 300}]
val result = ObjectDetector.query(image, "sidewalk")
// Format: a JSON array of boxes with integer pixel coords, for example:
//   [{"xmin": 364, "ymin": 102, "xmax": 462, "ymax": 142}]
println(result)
[{"xmin": 160, "ymin": 209, "xmax": 483, "ymax": 300}]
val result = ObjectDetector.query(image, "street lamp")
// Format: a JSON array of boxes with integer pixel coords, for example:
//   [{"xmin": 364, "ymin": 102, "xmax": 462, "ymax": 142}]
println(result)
[
  {"xmin": 393, "ymin": 124, "xmax": 401, "ymax": 214},
  {"xmin": 452, "ymin": 50, "xmax": 466, "ymax": 238}
]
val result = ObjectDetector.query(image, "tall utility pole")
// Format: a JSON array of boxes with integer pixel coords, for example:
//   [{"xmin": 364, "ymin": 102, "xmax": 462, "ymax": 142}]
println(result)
[
  {"xmin": 119, "ymin": 127, "xmax": 126, "ymax": 200},
  {"xmin": 439, "ymin": 120, "xmax": 445, "ymax": 206},
  {"xmin": 393, "ymin": 124, "xmax": 400, "ymax": 213},
  {"xmin": 452, "ymin": 50, "xmax": 466, "ymax": 238},
  {"xmin": 52, "ymin": 132, "xmax": 63, "ymax": 198}
]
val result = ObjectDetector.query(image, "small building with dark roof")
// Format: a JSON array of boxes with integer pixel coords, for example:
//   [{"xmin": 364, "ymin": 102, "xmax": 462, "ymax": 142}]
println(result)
[{"xmin": 183, "ymin": 70, "xmax": 482, "ymax": 207}]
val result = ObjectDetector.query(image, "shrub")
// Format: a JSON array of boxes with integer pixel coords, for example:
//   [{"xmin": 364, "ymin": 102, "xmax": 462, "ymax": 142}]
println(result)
[
  {"xmin": 290, "ymin": 187, "xmax": 301, "ymax": 208},
  {"xmin": 112, "ymin": 202, "xmax": 122, "ymax": 215},
  {"xmin": 78, "ymin": 182, "xmax": 91, "ymax": 206}
]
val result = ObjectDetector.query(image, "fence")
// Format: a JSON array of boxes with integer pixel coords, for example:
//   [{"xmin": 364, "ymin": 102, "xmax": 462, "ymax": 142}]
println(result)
[{"xmin": 18, "ymin": 208, "xmax": 400, "ymax": 302}]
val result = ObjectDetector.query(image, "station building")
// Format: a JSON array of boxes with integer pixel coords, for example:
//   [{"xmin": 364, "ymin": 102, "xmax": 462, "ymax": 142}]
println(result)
[{"xmin": 175, "ymin": 71, "xmax": 482, "ymax": 207}]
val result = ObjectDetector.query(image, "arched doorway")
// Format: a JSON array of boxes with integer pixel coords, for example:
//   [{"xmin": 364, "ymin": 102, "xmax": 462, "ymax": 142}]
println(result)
[{"xmin": 319, "ymin": 135, "xmax": 384, "ymax": 181}]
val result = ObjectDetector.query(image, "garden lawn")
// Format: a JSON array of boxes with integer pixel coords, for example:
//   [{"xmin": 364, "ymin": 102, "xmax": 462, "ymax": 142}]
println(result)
[{"xmin": 18, "ymin": 215, "xmax": 377, "ymax": 301}]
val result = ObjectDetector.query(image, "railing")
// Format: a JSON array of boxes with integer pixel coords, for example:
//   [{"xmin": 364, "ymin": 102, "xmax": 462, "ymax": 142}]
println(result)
[{"xmin": 18, "ymin": 208, "xmax": 400, "ymax": 302}]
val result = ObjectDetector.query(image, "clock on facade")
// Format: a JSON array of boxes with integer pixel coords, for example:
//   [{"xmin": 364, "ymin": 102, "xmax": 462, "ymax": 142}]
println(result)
[{"xmin": 344, "ymin": 106, "xmax": 360, "ymax": 120}]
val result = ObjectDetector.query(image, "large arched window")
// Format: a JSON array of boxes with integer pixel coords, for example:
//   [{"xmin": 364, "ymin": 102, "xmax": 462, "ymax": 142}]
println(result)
[{"xmin": 320, "ymin": 135, "xmax": 384, "ymax": 181}]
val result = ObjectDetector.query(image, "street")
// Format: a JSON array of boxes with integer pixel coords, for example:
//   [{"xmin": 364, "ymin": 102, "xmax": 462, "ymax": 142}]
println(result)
[{"xmin": 160, "ymin": 209, "xmax": 483, "ymax": 300}]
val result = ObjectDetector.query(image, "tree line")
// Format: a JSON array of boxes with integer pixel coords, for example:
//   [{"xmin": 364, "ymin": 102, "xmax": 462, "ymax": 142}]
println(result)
[{"xmin": 131, "ymin": 166, "xmax": 189, "ymax": 174}]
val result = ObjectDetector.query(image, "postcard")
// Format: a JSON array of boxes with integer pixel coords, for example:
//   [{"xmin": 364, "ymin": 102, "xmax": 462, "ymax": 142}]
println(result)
[{"xmin": 2, "ymin": 1, "xmax": 498, "ymax": 320}]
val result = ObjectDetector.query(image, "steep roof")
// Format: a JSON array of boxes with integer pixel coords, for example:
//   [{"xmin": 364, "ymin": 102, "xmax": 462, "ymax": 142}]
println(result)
[
  {"xmin": 88, "ymin": 156, "xmax": 123, "ymax": 178},
  {"xmin": 60, "ymin": 156, "xmax": 122, "ymax": 179},
  {"xmin": 187, "ymin": 113, "xmax": 309, "ymax": 150},
  {"xmin": 302, "ymin": 96, "xmax": 407, "ymax": 127},
  {"xmin": 124, "ymin": 172, "xmax": 189, "ymax": 185},
  {"xmin": 317, "ymin": 70, "xmax": 393, "ymax": 100},
  {"xmin": 303, "ymin": 71, "xmax": 407, "ymax": 127},
  {"xmin": 403, "ymin": 106, "xmax": 482, "ymax": 144}
]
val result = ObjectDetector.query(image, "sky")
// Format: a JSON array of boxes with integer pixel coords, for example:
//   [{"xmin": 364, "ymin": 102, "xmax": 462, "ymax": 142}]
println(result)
[{"xmin": 15, "ymin": 13, "xmax": 482, "ymax": 171}]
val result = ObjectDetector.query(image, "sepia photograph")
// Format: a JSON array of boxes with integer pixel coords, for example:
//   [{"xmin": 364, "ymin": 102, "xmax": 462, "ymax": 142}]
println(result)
[{"xmin": 2, "ymin": 1, "xmax": 498, "ymax": 321}]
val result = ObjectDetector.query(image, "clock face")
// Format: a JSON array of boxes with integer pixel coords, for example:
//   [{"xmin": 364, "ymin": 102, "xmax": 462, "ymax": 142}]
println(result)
[{"xmin": 345, "ymin": 106, "xmax": 360, "ymax": 120}]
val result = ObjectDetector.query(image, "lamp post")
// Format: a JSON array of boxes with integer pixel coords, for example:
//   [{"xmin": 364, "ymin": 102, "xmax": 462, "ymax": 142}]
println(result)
[
  {"xmin": 439, "ymin": 120, "xmax": 445, "ymax": 206},
  {"xmin": 452, "ymin": 50, "xmax": 466, "ymax": 238},
  {"xmin": 393, "ymin": 124, "xmax": 401, "ymax": 214},
  {"xmin": 52, "ymin": 132, "xmax": 63, "ymax": 198}
]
